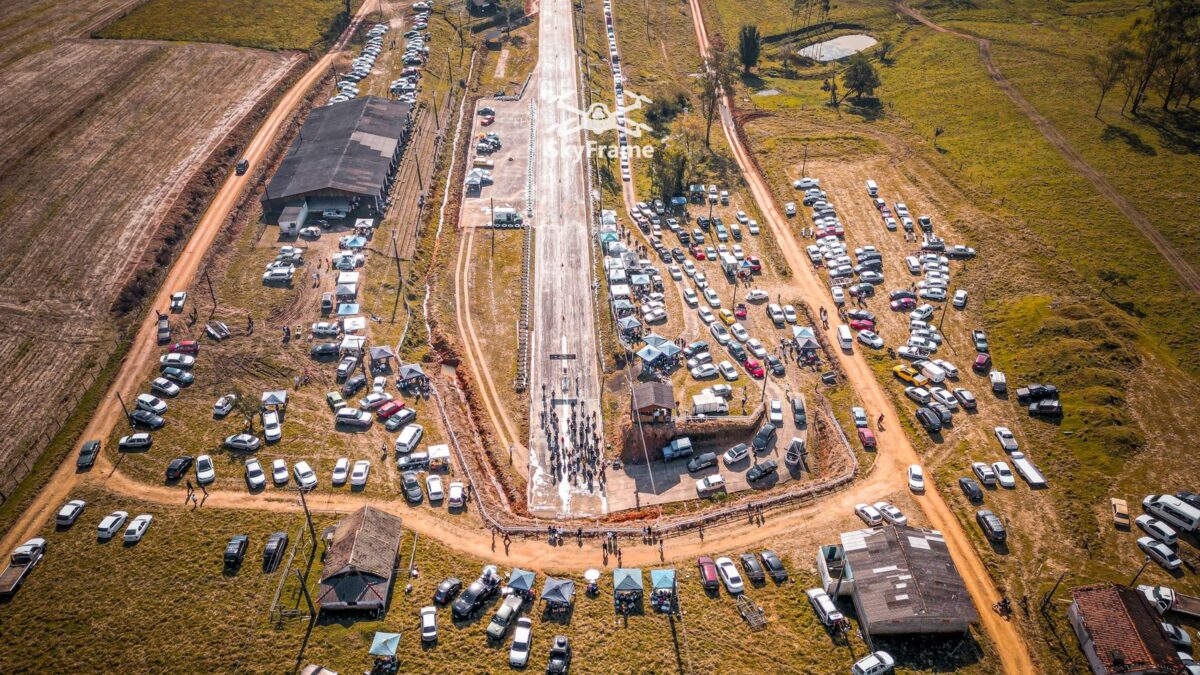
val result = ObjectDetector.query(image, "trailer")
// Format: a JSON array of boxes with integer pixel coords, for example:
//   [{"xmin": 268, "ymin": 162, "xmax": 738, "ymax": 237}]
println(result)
[
  {"xmin": 1137, "ymin": 585, "xmax": 1200, "ymax": 619},
  {"xmin": 0, "ymin": 538, "xmax": 45, "ymax": 598},
  {"xmin": 1009, "ymin": 452, "xmax": 1046, "ymax": 488}
]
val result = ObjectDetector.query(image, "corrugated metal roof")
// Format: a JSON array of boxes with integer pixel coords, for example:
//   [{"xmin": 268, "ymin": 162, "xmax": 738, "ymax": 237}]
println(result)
[
  {"xmin": 321, "ymin": 506, "xmax": 403, "ymax": 581},
  {"xmin": 265, "ymin": 96, "xmax": 411, "ymax": 205},
  {"xmin": 1069, "ymin": 583, "xmax": 1182, "ymax": 674}
]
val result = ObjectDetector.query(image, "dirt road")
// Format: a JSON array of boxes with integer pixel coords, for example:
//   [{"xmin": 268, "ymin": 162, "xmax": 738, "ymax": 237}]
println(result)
[
  {"xmin": 895, "ymin": 1, "xmax": 1200, "ymax": 294},
  {"xmin": 0, "ymin": 2, "xmax": 378, "ymax": 557},
  {"xmin": 686, "ymin": 0, "xmax": 1036, "ymax": 671}
]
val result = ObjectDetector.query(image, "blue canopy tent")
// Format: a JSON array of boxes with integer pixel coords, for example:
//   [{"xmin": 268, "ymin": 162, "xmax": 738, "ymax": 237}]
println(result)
[
  {"xmin": 617, "ymin": 316, "xmax": 641, "ymax": 330},
  {"xmin": 657, "ymin": 342, "xmax": 682, "ymax": 359},
  {"xmin": 508, "ymin": 568, "xmax": 536, "ymax": 597},
  {"xmin": 540, "ymin": 577, "xmax": 575, "ymax": 614},
  {"xmin": 337, "ymin": 303, "xmax": 360, "ymax": 317},
  {"xmin": 643, "ymin": 333, "xmax": 670, "ymax": 349},
  {"xmin": 635, "ymin": 345, "xmax": 664, "ymax": 364},
  {"xmin": 613, "ymin": 568, "xmax": 643, "ymax": 613},
  {"xmin": 369, "ymin": 631, "xmax": 401, "ymax": 656},
  {"xmin": 650, "ymin": 569, "xmax": 677, "ymax": 613}
]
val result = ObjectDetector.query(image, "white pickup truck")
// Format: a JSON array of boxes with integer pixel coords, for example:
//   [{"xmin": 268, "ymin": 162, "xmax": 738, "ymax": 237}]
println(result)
[{"xmin": 0, "ymin": 538, "xmax": 45, "ymax": 598}]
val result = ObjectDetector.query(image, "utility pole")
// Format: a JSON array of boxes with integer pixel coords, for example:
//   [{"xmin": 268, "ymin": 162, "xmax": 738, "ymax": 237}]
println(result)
[
  {"xmin": 490, "ymin": 197, "xmax": 496, "ymax": 257},
  {"xmin": 801, "ymin": 144, "xmax": 809, "ymax": 175},
  {"xmin": 1129, "ymin": 556, "xmax": 1152, "ymax": 587},
  {"xmin": 297, "ymin": 486, "xmax": 318, "ymax": 557},
  {"xmin": 116, "ymin": 391, "xmax": 132, "ymax": 429}
]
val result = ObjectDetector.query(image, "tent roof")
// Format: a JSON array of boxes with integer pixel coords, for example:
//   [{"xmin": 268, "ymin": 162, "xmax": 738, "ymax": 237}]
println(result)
[
  {"xmin": 508, "ymin": 568, "xmax": 536, "ymax": 592},
  {"xmin": 658, "ymin": 342, "xmax": 682, "ymax": 357},
  {"xmin": 368, "ymin": 632, "xmax": 401, "ymax": 656},
  {"xmin": 343, "ymin": 317, "xmax": 366, "ymax": 332},
  {"xmin": 337, "ymin": 303, "xmax": 360, "ymax": 316},
  {"xmin": 612, "ymin": 299, "xmax": 635, "ymax": 310},
  {"xmin": 261, "ymin": 390, "xmax": 288, "ymax": 406},
  {"xmin": 793, "ymin": 326, "xmax": 816, "ymax": 339},
  {"xmin": 427, "ymin": 444, "xmax": 450, "ymax": 460},
  {"xmin": 613, "ymin": 568, "xmax": 643, "ymax": 592},
  {"xmin": 643, "ymin": 333, "xmax": 670, "ymax": 348},
  {"xmin": 369, "ymin": 345, "xmax": 396, "ymax": 360},
  {"xmin": 635, "ymin": 345, "xmax": 663, "ymax": 363},
  {"xmin": 398, "ymin": 363, "xmax": 426, "ymax": 381},
  {"xmin": 341, "ymin": 335, "xmax": 366, "ymax": 349},
  {"xmin": 540, "ymin": 577, "xmax": 575, "ymax": 604},
  {"xmin": 650, "ymin": 569, "xmax": 676, "ymax": 590},
  {"xmin": 617, "ymin": 316, "xmax": 641, "ymax": 329}
]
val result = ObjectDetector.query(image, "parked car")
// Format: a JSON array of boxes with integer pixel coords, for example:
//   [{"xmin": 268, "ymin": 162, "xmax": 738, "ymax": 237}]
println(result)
[
  {"xmin": 426, "ymin": 474, "xmax": 444, "ymax": 501},
  {"xmin": 855, "ymin": 503, "xmax": 883, "ymax": 526},
  {"xmin": 244, "ymin": 457, "xmax": 266, "ymax": 489},
  {"xmin": 992, "ymin": 461, "xmax": 1016, "ymax": 489},
  {"xmin": 56, "ymin": 499, "xmax": 86, "ymax": 527},
  {"xmin": 225, "ymin": 434, "xmax": 260, "ymax": 452},
  {"xmin": 452, "ymin": 569, "xmax": 500, "ymax": 619},
  {"xmin": 739, "ymin": 554, "xmax": 766, "ymax": 583},
  {"xmin": 907, "ymin": 465, "xmax": 925, "ymax": 492},
  {"xmin": 806, "ymin": 588, "xmax": 844, "ymax": 626},
  {"xmin": 350, "ymin": 460, "xmax": 371, "ymax": 487},
  {"xmin": 263, "ymin": 532, "xmax": 289, "ymax": 572},
  {"xmin": 402, "ymin": 471, "xmax": 423, "ymax": 503},
  {"xmin": 332, "ymin": 458, "xmax": 350, "ymax": 486},
  {"xmin": 972, "ymin": 461, "xmax": 997, "ymax": 486},
  {"xmin": 994, "ymin": 426, "xmax": 1019, "ymax": 452},
  {"xmin": 447, "ymin": 481, "xmax": 465, "ymax": 508},
  {"xmin": 715, "ymin": 556, "xmax": 744, "ymax": 594},
  {"xmin": 697, "ymin": 556, "xmax": 720, "ymax": 591},
  {"xmin": 509, "ymin": 616, "xmax": 533, "ymax": 666},
  {"xmin": 420, "ymin": 605, "xmax": 438, "ymax": 643},
  {"xmin": 77, "ymin": 439, "xmax": 101, "ymax": 468},
  {"xmin": 1138, "ymin": 536, "xmax": 1181, "ymax": 570},
  {"xmin": 96, "ymin": 511, "xmax": 129, "ymax": 540},
  {"xmin": 695, "ymin": 474, "xmax": 726, "ymax": 494},
  {"xmin": 760, "ymin": 550, "xmax": 787, "ymax": 581},
  {"xmin": 165, "ymin": 455, "xmax": 193, "ymax": 480},
  {"xmin": 195, "ymin": 454, "xmax": 215, "ymax": 484},
  {"xmin": 747, "ymin": 459, "xmax": 778, "ymax": 482},
  {"xmin": 547, "ymin": 635, "xmax": 571, "ymax": 674},
  {"xmin": 123, "ymin": 514, "xmax": 153, "ymax": 543},
  {"xmin": 129, "ymin": 409, "xmax": 164, "ymax": 429},
  {"xmin": 136, "ymin": 393, "xmax": 168, "ymax": 415},
  {"xmin": 434, "ymin": 577, "xmax": 463, "ymax": 604},
  {"xmin": 687, "ymin": 452, "xmax": 718, "ymax": 473},
  {"xmin": 293, "ymin": 461, "xmax": 317, "ymax": 490},
  {"xmin": 1135, "ymin": 515, "xmax": 1178, "ymax": 546},
  {"xmin": 213, "ymin": 394, "xmax": 236, "ymax": 417},
  {"xmin": 723, "ymin": 443, "xmax": 750, "ymax": 464},
  {"xmin": 150, "ymin": 377, "xmax": 179, "ymax": 397},
  {"xmin": 959, "ymin": 477, "xmax": 984, "ymax": 503},
  {"xmin": 976, "ymin": 509, "xmax": 1007, "ymax": 542},
  {"xmin": 853, "ymin": 651, "xmax": 896, "ymax": 675},
  {"xmin": 224, "ymin": 535, "xmax": 249, "ymax": 567},
  {"xmin": 271, "ymin": 459, "xmax": 288, "ymax": 485}
]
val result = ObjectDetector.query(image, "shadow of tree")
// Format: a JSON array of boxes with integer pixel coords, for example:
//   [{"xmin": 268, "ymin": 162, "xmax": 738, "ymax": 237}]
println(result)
[
  {"xmin": 739, "ymin": 72, "xmax": 765, "ymax": 89},
  {"xmin": 1101, "ymin": 124, "xmax": 1156, "ymax": 156},
  {"xmin": 846, "ymin": 97, "xmax": 884, "ymax": 122},
  {"xmin": 1140, "ymin": 107, "xmax": 1200, "ymax": 155}
]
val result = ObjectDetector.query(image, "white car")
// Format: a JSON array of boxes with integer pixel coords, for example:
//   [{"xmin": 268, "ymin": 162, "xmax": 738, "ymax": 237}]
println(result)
[
  {"xmin": 225, "ymin": 434, "xmax": 260, "ymax": 452},
  {"xmin": 271, "ymin": 459, "xmax": 288, "ymax": 485},
  {"xmin": 831, "ymin": 286, "xmax": 845, "ymax": 305},
  {"xmin": 853, "ymin": 651, "xmax": 895, "ymax": 675},
  {"xmin": 293, "ymin": 461, "xmax": 317, "ymax": 490},
  {"xmin": 669, "ymin": 265, "xmax": 683, "ymax": 281},
  {"xmin": 857, "ymin": 330, "xmax": 884, "ymax": 349},
  {"xmin": 695, "ymin": 271, "xmax": 708, "ymax": 288},
  {"xmin": 704, "ymin": 287, "xmax": 721, "ymax": 308},
  {"xmin": 874, "ymin": 501, "xmax": 908, "ymax": 526},
  {"xmin": 244, "ymin": 457, "xmax": 266, "ymax": 489},
  {"xmin": 97, "ymin": 511, "xmax": 129, "ymax": 540},
  {"xmin": 350, "ymin": 460, "xmax": 371, "ymax": 487},
  {"xmin": 806, "ymin": 588, "xmax": 844, "ymax": 626},
  {"xmin": 213, "ymin": 394, "xmax": 236, "ymax": 417},
  {"xmin": 447, "ymin": 481, "xmax": 465, "ymax": 507},
  {"xmin": 768, "ymin": 400, "xmax": 784, "ymax": 426},
  {"xmin": 420, "ymin": 605, "xmax": 438, "ymax": 642},
  {"xmin": 682, "ymin": 288, "xmax": 699, "ymax": 307},
  {"xmin": 123, "ymin": 514, "xmax": 153, "ymax": 543},
  {"xmin": 715, "ymin": 556, "xmax": 744, "ymax": 594},
  {"xmin": 709, "ymin": 323, "xmax": 730, "ymax": 345},
  {"xmin": 1136, "ymin": 515, "xmax": 1178, "ymax": 546},
  {"xmin": 119, "ymin": 433, "xmax": 152, "ymax": 450},
  {"xmin": 718, "ymin": 361, "xmax": 739, "ymax": 381},
  {"xmin": 56, "ymin": 499, "xmax": 87, "ymax": 526},
  {"xmin": 932, "ymin": 359, "xmax": 959, "ymax": 379},
  {"xmin": 426, "ymin": 474, "xmax": 445, "ymax": 501},
  {"xmin": 195, "ymin": 454, "xmax": 215, "ymax": 484},
  {"xmin": 931, "ymin": 388, "xmax": 958, "ymax": 410},
  {"xmin": 855, "ymin": 503, "xmax": 883, "ymax": 526},
  {"xmin": 683, "ymin": 260, "xmax": 697, "ymax": 277},
  {"xmin": 509, "ymin": 616, "xmax": 532, "ymax": 666},
  {"xmin": 359, "ymin": 392, "xmax": 393, "ymax": 410},
  {"xmin": 783, "ymin": 305, "xmax": 797, "ymax": 323},
  {"xmin": 953, "ymin": 289, "xmax": 969, "ymax": 308},
  {"xmin": 310, "ymin": 322, "xmax": 340, "ymax": 337},
  {"xmin": 690, "ymin": 363, "xmax": 718, "ymax": 379},
  {"xmin": 136, "ymin": 393, "xmax": 168, "ymax": 415},
  {"xmin": 372, "ymin": 376, "xmax": 388, "ymax": 394},
  {"xmin": 332, "ymin": 458, "xmax": 350, "ymax": 485},
  {"xmin": 991, "ymin": 461, "xmax": 1015, "ymax": 488},
  {"xmin": 299, "ymin": 226, "xmax": 321, "ymax": 238},
  {"xmin": 150, "ymin": 377, "xmax": 180, "ymax": 397},
  {"xmin": 746, "ymin": 338, "xmax": 767, "ymax": 359},
  {"xmin": 696, "ymin": 474, "xmax": 726, "ymax": 494},
  {"xmin": 746, "ymin": 289, "xmax": 769, "ymax": 302},
  {"xmin": 1138, "ymin": 536, "xmax": 1182, "ymax": 570},
  {"xmin": 159, "ymin": 353, "xmax": 194, "ymax": 369},
  {"xmin": 730, "ymin": 323, "xmax": 749, "ymax": 342},
  {"xmin": 262, "ymin": 410, "xmax": 282, "ymax": 442},
  {"xmin": 907, "ymin": 464, "xmax": 925, "ymax": 492},
  {"xmin": 723, "ymin": 443, "xmax": 749, "ymax": 464},
  {"xmin": 971, "ymin": 461, "xmax": 997, "ymax": 485},
  {"xmin": 698, "ymin": 307, "xmax": 716, "ymax": 325},
  {"xmin": 994, "ymin": 426, "xmax": 1019, "ymax": 452}
]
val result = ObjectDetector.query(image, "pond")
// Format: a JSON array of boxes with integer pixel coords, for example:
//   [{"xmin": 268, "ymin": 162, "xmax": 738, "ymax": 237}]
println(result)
[{"xmin": 798, "ymin": 34, "xmax": 878, "ymax": 62}]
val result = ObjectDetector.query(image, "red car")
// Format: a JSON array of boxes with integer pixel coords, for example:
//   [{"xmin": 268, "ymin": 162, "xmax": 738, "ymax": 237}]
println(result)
[
  {"xmin": 747, "ymin": 256, "xmax": 762, "ymax": 272},
  {"xmin": 734, "ymin": 303, "xmax": 748, "ymax": 319},
  {"xmin": 690, "ymin": 245, "xmax": 706, "ymax": 260},
  {"xmin": 890, "ymin": 298, "xmax": 917, "ymax": 311},
  {"xmin": 973, "ymin": 353, "xmax": 992, "ymax": 373},
  {"xmin": 480, "ymin": 115, "xmax": 495, "ymax": 126},
  {"xmin": 697, "ymin": 556, "xmax": 720, "ymax": 591},
  {"xmin": 376, "ymin": 401, "xmax": 405, "ymax": 419},
  {"xmin": 742, "ymin": 358, "xmax": 764, "ymax": 378},
  {"xmin": 857, "ymin": 428, "xmax": 877, "ymax": 449},
  {"xmin": 169, "ymin": 340, "xmax": 199, "ymax": 355},
  {"xmin": 849, "ymin": 319, "xmax": 875, "ymax": 331}
]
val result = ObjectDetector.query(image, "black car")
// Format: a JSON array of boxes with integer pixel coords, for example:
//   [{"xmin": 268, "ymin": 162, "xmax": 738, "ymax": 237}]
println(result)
[
  {"xmin": 1176, "ymin": 491, "xmax": 1200, "ymax": 510},
  {"xmin": 888, "ymin": 290, "xmax": 916, "ymax": 301},
  {"xmin": 739, "ymin": 553, "xmax": 766, "ymax": 583},
  {"xmin": 845, "ymin": 309, "xmax": 875, "ymax": 322},
  {"xmin": 697, "ymin": 216, "xmax": 711, "ymax": 229},
  {"xmin": 235, "ymin": 158, "xmax": 250, "ymax": 175},
  {"xmin": 686, "ymin": 452, "xmax": 717, "ymax": 473},
  {"xmin": 671, "ymin": 247, "xmax": 685, "ymax": 262},
  {"xmin": 747, "ymin": 459, "xmax": 778, "ymax": 483},
  {"xmin": 402, "ymin": 471, "xmax": 423, "ymax": 503},
  {"xmin": 130, "ymin": 409, "xmax": 165, "ymax": 429},
  {"xmin": 547, "ymin": 635, "xmax": 571, "ymax": 674},
  {"xmin": 434, "ymin": 577, "xmax": 462, "ymax": 604},
  {"xmin": 310, "ymin": 342, "xmax": 340, "ymax": 358},
  {"xmin": 1017, "ymin": 384, "xmax": 1059, "ymax": 403},
  {"xmin": 751, "ymin": 425, "xmax": 776, "ymax": 451},
  {"xmin": 683, "ymin": 341, "xmax": 709, "ymax": 358},
  {"xmin": 759, "ymin": 550, "xmax": 787, "ymax": 581},
  {"xmin": 263, "ymin": 531, "xmax": 289, "ymax": 572},
  {"xmin": 452, "ymin": 578, "xmax": 499, "ymax": 619},
  {"xmin": 77, "ymin": 439, "xmax": 101, "ymax": 469},
  {"xmin": 342, "ymin": 374, "xmax": 367, "ymax": 397},
  {"xmin": 958, "ymin": 477, "xmax": 984, "ymax": 503},
  {"xmin": 1028, "ymin": 399, "xmax": 1062, "ymax": 417},
  {"xmin": 765, "ymin": 354, "xmax": 785, "ymax": 376},
  {"xmin": 727, "ymin": 342, "xmax": 746, "ymax": 361},
  {"xmin": 165, "ymin": 455, "xmax": 194, "ymax": 480},
  {"xmin": 976, "ymin": 509, "xmax": 1007, "ymax": 542},
  {"xmin": 224, "ymin": 535, "xmax": 248, "ymax": 567},
  {"xmin": 915, "ymin": 407, "xmax": 941, "ymax": 433},
  {"xmin": 657, "ymin": 248, "xmax": 671, "ymax": 264}
]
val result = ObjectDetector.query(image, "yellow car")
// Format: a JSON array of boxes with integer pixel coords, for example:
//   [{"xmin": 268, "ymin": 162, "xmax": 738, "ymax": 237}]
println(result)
[
  {"xmin": 719, "ymin": 309, "xmax": 736, "ymax": 325},
  {"xmin": 892, "ymin": 365, "xmax": 920, "ymax": 384}
]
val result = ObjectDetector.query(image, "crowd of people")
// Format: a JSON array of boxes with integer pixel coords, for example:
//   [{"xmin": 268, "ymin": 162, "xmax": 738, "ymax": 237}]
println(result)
[{"xmin": 537, "ymin": 379, "xmax": 604, "ymax": 493}]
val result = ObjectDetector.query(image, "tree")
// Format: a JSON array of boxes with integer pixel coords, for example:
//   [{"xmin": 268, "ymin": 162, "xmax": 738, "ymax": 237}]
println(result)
[
  {"xmin": 697, "ymin": 44, "xmax": 736, "ymax": 147},
  {"xmin": 738, "ymin": 25, "xmax": 762, "ymax": 74},
  {"xmin": 648, "ymin": 143, "xmax": 688, "ymax": 203},
  {"xmin": 1124, "ymin": 0, "xmax": 1200, "ymax": 115},
  {"xmin": 877, "ymin": 39, "xmax": 894, "ymax": 63},
  {"xmin": 1088, "ymin": 37, "xmax": 1132, "ymax": 118},
  {"xmin": 229, "ymin": 385, "xmax": 259, "ymax": 433},
  {"xmin": 841, "ymin": 54, "xmax": 880, "ymax": 102}
]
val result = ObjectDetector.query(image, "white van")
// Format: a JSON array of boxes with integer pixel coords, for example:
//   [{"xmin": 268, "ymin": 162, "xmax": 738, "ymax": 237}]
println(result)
[
  {"xmin": 395, "ymin": 424, "xmax": 424, "ymax": 454},
  {"xmin": 837, "ymin": 325, "xmax": 853, "ymax": 351},
  {"xmin": 919, "ymin": 361, "xmax": 947, "ymax": 384},
  {"xmin": 865, "ymin": 180, "xmax": 878, "ymax": 197},
  {"xmin": 1143, "ymin": 495, "xmax": 1200, "ymax": 533}
]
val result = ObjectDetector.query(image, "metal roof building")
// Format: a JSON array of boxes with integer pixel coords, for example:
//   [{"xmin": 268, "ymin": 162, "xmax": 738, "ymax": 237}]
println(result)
[
  {"xmin": 263, "ymin": 96, "xmax": 413, "ymax": 218},
  {"xmin": 841, "ymin": 525, "xmax": 979, "ymax": 637},
  {"xmin": 317, "ymin": 506, "xmax": 403, "ymax": 616}
]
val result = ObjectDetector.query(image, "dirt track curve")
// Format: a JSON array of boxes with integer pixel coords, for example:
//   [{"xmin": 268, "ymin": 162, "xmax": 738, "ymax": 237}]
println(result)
[
  {"xmin": 0, "ymin": 3, "xmax": 377, "ymax": 556},
  {"xmin": 686, "ymin": 0, "xmax": 1036, "ymax": 671},
  {"xmin": 895, "ymin": 1, "xmax": 1200, "ymax": 294}
]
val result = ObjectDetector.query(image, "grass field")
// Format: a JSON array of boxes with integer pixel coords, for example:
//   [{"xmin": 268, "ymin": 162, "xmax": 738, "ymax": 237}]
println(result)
[{"xmin": 96, "ymin": 0, "xmax": 365, "ymax": 51}]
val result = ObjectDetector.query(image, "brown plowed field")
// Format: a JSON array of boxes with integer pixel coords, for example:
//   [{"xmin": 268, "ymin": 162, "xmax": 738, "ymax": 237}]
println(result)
[{"xmin": 0, "ymin": 36, "xmax": 301, "ymax": 498}]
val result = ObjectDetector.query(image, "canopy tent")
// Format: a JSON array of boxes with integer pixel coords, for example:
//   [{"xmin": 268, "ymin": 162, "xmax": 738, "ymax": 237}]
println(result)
[
  {"xmin": 793, "ymin": 326, "xmax": 816, "ymax": 339},
  {"xmin": 337, "ymin": 303, "xmax": 360, "ymax": 316},
  {"xmin": 508, "ymin": 568, "xmax": 536, "ymax": 596},
  {"xmin": 335, "ymin": 284, "xmax": 358, "ymax": 298},
  {"xmin": 337, "ymin": 271, "xmax": 360, "ymax": 285},
  {"xmin": 261, "ymin": 390, "xmax": 288, "ymax": 408},
  {"xmin": 340, "ymin": 235, "xmax": 368, "ymax": 249},
  {"xmin": 354, "ymin": 218, "xmax": 375, "ymax": 229},
  {"xmin": 540, "ymin": 577, "xmax": 575, "ymax": 606},
  {"xmin": 609, "ymin": 284, "xmax": 631, "ymax": 300},
  {"xmin": 617, "ymin": 316, "xmax": 641, "ymax": 330},
  {"xmin": 427, "ymin": 444, "xmax": 450, "ymax": 471},
  {"xmin": 630, "ymin": 274, "xmax": 651, "ymax": 287},
  {"xmin": 612, "ymin": 298, "xmax": 635, "ymax": 311},
  {"xmin": 397, "ymin": 363, "xmax": 426, "ymax": 384},
  {"xmin": 341, "ymin": 335, "xmax": 366, "ymax": 353},
  {"xmin": 657, "ymin": 342, "xmax": 682, "ymax": 358},
  {"xmin": 643, "ymin": 333, "xmax": 670, "ymax": 349},
  {"xmin": 599, "ymin": 230, "xmax": 619, "ymax": 243},
  {"xmin": 369, "ymin": 345, "xmax": 396, "ymax": 361},
  {"xmin": 613, "ymin": 568, "xmax": 643, "ymax": 594},
  {"xmin": 650, "ymin": 569, "xmax": 677, "ymax": 613},
  {"xmin": 606, "ymin": 267, "xmax": 627, "ymax": 283},
  {"xmin": 635, "ymin": 345, "xmax": 664, "ymax": 364},
  {"xmin": 342, "ymin": 317, "xmax": 366, "ymax": 333},
  {"xmin": 368, "ymin": 632, "xmax": 401, "ymax": 656}
]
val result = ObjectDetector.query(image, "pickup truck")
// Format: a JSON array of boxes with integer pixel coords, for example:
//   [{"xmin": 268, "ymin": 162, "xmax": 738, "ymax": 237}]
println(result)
[
  {"xmin": 0, "ymin": 538, "xmax": 46, "ymax": 598},
  {"xmin": 1138, "ymin": 584, "xmax": 1200, "ymax": 618}
]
